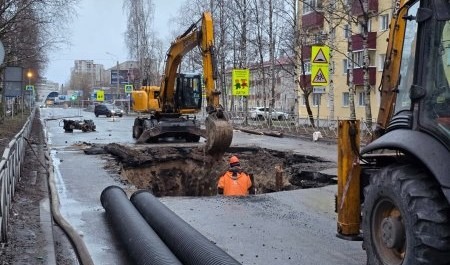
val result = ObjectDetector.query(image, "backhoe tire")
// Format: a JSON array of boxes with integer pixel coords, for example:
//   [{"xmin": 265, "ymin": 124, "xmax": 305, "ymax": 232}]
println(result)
[{"xmin": 362, "ymin": 164, "xmax": 450, "ymax": 265}]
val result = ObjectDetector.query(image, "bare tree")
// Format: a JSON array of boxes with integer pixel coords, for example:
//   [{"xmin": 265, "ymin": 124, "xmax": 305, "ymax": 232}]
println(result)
[
  {"xmin": 357, "ymin": 0, "xmax": 373, "ymax": 126},
  {"xmin": 0, "ymin": 0, "xmax": 79, "ymax": 115},
  {"xmin": 69, "ymin": 72, "xmax": 93, "ymax": 100},
  {"xmin": 0, "ymin": 0, "xmax": 79, "ymax": 72},
  {"xmin": 123, "ymin": 0, "xmax": 164, "ymax": 87}
]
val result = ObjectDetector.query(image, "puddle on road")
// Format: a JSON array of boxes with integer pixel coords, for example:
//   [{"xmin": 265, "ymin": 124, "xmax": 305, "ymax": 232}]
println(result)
[{"xmin": 94, "ymin": 144, "xmax": 336, "ymax": 197}]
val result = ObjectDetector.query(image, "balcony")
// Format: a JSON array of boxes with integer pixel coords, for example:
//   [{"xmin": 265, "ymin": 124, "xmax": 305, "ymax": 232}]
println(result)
[
  {"xmin": 299, "ymin": 74, "xmax": 312, "ymax": 88},
  {"xmin": 351, "ymin": 32, "xmax": 377, "ymax": 50},
  {"xmin": 302, "ymin": 46, "xmax": 312, "ymax": 60},
  {"xmin": 351, "ymin": 0, "xmax": 378, "ymax": 17},
  {"xmin": 349, "ymin": 67, "xmax": 376, "ymax": 86},
  {"xmin": 302, "ymin": 11, "xmax": 324, "ymax": 30}
]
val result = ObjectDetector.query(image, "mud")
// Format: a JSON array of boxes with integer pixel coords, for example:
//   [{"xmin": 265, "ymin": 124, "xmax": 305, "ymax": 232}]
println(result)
[{"xmin": 87, "ymin": 143, "xmax": 337, "ymax": 197}]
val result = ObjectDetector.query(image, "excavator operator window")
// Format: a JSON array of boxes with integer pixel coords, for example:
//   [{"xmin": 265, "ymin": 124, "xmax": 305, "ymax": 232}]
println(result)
[
  {"xmin": 430, "ymin": 21, "xmax": 450, "ymax": 134},
  {"xmin": 396, "ymin": 1, "xmax": 419, "ymax": 112},
  {"xmin": 175, "ymin": 74, "xmax": 202, "ymax": 110}
]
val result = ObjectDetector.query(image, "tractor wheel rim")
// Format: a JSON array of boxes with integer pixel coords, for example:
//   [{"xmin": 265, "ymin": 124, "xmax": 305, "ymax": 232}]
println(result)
[{"xmin": 371, "ymin": 198, "xmax": 405, "ymax": 265}]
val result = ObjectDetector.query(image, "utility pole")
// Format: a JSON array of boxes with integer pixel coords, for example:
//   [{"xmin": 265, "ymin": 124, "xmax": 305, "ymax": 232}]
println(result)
[
  {"xmin": 106, "ymin": 52, "xmax": 120, "ymax": 101},
  {"xmin": 116, "ymin": 61, "xmax": 120, "ymax": 100}
]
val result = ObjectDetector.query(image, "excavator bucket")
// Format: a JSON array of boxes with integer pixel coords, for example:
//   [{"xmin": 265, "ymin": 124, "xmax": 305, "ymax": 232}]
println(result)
[{"xmin": 205, "ymin": 113, "xmax": 233, "ymax": 157}]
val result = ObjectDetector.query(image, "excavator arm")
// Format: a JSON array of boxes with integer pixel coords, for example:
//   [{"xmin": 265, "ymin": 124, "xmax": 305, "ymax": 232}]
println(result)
[
  {"xmin": 374, "ymin": 1, "xmax": 409, "ymax": 139},
  {"xmin": 159, "ymin": 12, "xmax": 232, "ymax": 156}
]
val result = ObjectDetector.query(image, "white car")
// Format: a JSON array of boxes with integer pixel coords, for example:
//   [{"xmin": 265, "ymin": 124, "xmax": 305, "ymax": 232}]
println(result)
[{"xmin": 249, "ymin": 107, "xmax": 289, "ymax": 120}]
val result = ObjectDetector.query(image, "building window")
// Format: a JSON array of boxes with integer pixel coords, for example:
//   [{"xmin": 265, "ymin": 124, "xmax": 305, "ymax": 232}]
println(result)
[
  {"xmin": 303, "ymin": 0, "xmax": 322, "ymax": 14},
  {"xmin": 359, "ymin": 19, "xmax": 372, "ymax": 33},
  {"xmin": 303, "ymin": 61, "xmax": 311, "ymax": 74},
  {"xmin": 302, "ymin": 94, "xmax": 307, "ymax": 106},
  {"xmin": 330, "ymin": 28, "xmax": 336, "ymax": 40},
  {"xmin": 380, "ymin": 14, "xmax": 390, "ymax": 31},
  {"xmin": 378, "ymin": 54, "xmax": 386, "ymax": 71},
  {"xmin": 354, "ymin": 51, "xmax": 363, "ymax": 68},
  {"xmin": 358, "ymin": 91, "xmax": 365, "ymax": 106},
  {"xmin": 344, "ymin": 24, "xmax": 350, "ymax": 39},
  {"xmin": 313, "ymin": 93, "xmax": 321, "ymax": 106},
  {"xmin": 342, "ymin": 92, "xmax": 349, "ymax": 107},
  {"xmin": 343, "ymin": 59, "xmax": 348, "ymax": 74},
  {"xmin": 353, "ymin": 50, "xmax": 376, "ymax": 68}
]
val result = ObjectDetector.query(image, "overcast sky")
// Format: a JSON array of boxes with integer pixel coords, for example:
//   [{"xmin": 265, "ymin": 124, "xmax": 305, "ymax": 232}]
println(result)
[{"xmin": 44, "ymin": 0, "xmax": 182, "ymax": 85}]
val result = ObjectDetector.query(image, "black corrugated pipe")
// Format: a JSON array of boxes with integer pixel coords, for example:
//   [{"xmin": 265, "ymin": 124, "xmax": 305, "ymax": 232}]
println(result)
[
  {"xmin": 130, "ymin": 190, "xmax": 241, "ymax": 265},
  {"xmin": 100, "ymin": 186, "xmax": 182, "ymax": 265}
]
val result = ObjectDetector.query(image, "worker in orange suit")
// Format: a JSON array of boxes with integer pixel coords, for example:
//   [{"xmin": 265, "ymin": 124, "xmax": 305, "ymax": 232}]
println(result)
[{"xmin": 217, "ymin": 155, "xmax": 252, "ymax": 196}]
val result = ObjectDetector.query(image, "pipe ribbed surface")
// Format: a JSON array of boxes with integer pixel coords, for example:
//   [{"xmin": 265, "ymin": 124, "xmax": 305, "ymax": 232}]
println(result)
[
  {"xmin": 130, "ymin": 190, "xmax": 240, "ymax": 265},
  {"xmin": 100, "ymin": 186, "xmax": 182, "ymax": 265}
]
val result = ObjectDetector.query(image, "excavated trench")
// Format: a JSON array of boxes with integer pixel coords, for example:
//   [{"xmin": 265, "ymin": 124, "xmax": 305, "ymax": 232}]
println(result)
[{"xmin": 90, "ymin": 143, "xmax": 337, "ymax": 197}]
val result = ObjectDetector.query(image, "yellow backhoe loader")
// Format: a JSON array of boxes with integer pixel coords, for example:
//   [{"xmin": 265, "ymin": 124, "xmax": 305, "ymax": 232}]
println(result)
[
  {"xmin": 131, "ymin": 12, "xmax": 232, "ymax": 156},
  {"xmin": 337, "ymin": 0, "xmax": 450, "ymax": 264}
]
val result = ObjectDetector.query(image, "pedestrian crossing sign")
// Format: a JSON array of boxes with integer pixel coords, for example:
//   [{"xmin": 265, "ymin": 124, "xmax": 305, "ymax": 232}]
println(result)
[
  {"xmin": 124, "ymin": 84, "xmax": 133, "ymax": 93},
  {"xmin": 311, "ymin": 65, "xmax": 329, "ymax": 86}
]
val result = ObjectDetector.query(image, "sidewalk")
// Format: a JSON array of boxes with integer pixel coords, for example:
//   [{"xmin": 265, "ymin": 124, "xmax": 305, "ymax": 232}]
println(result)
[{"xmin": 0, "ymin": 111, "xmax": 57, "ymax": 264}]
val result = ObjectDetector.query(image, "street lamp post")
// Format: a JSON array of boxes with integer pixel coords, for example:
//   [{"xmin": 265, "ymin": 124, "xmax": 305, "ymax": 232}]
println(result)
[
  {"xmin": 27, "ymin": 71, "xmax": 33, "ymax": 109},
  {"xmin": 106, "ymin": 52, "xmax": 120, "ymax": 101}
]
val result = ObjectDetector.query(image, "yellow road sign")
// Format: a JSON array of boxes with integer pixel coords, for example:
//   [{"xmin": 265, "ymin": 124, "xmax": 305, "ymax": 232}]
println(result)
[
  {"xmin": 96, "ymin": 90, "xmax": 105, "ymax": 101},
  {"xmin": 232, "ymin": 69, "xmax": 250, "ymax": 96},
  {"xmin": 311, "ymin": 65, "xmax": 329, "ymax": 86},
  {"xmin": 311, "ymin": 46, "xmax": 330, "ymax": 65}
]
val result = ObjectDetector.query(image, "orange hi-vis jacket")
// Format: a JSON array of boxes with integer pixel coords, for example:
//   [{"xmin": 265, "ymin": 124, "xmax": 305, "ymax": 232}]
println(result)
[{"xmin": 218, "ymin": 169, "xmax": 252, "ymax": 196}]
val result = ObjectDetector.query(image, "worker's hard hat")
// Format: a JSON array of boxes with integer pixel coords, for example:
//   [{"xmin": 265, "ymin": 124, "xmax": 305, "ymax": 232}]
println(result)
[{"xmin": 229, "ymin": 155, "xmax": 240, "ymax": 167}]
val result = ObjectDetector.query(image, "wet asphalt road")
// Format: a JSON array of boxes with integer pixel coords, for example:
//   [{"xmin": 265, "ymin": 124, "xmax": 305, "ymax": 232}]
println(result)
[{"xmin": 40, "ymin": 107, "xmax": 366, "ymax": 265}]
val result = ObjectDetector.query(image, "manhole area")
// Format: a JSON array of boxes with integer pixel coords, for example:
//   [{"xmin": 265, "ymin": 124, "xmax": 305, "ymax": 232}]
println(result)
[{"xmin": 101, "ymin": 144, "xmax": 337, "ymax": 197}]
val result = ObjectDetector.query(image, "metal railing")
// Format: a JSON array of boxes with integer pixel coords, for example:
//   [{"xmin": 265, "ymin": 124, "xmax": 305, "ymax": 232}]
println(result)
[
  {"xmin": 0, "ymin": 109, "xmax": 34, "ymax": 242},
  {"xmin": 227, "ymin": 111, "xmax": 375, "ymax": 143}
]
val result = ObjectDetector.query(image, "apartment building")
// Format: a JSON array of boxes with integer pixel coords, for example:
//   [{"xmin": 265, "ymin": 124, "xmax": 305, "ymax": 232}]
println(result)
[
  {"xmin": 298, "ymin": 0, "xmax": 394, "ymax": 122},
  {"xmin": 72, "ymin": 60, "xmax": 106, "ymax": 87}
]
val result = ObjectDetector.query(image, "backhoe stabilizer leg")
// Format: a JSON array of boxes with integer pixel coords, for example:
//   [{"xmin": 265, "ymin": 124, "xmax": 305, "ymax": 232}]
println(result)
[{"xmin": 205, "ymin": 114, "xmax": 233, "ymax": 157}]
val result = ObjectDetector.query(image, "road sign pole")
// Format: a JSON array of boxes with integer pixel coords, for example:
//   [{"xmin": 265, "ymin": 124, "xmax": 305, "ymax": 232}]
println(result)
[{"xmin": 317, "ymin": 94, "xmax": 321, "ymax": 128}]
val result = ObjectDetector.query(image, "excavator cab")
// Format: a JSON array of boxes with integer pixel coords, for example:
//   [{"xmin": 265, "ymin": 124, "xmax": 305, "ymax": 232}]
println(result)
[{"xmin": 174, "ymin": 73, "xmax": 202, "ymax": 111}]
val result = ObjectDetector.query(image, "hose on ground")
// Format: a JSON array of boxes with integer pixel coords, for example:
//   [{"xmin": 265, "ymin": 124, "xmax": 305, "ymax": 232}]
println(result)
[{"xmin": 43, "ymin": 124, "xmax": 95, "ymax": 265}]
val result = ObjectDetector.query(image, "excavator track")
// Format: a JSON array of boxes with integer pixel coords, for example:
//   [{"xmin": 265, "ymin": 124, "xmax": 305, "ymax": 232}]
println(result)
[{"xmin": 205, "ymin": 113, "xmax": 233, "ymax": 157}]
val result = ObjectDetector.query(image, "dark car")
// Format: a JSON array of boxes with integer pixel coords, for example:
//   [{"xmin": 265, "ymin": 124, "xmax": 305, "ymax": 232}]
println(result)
[{"xmin": 94, "ymin": 104, "xmax": 123, "ymax": 117}]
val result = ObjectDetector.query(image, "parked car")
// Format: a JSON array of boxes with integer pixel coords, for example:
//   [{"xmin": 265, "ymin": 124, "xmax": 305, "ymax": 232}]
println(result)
[
  {"xmin": 249, "ymin": 107, "xmax": 289, "ymax": 120},
  {"xmin": 94, "ymin": 104, "xmax": 124, "ymax": 117}
]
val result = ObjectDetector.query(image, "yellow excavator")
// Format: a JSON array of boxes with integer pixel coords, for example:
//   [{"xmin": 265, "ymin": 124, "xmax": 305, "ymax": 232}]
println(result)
[
  {"xmin": 337, "ymin": 0, "xmax": 450, "ymax": 264},
  {"xmin": 131, "ymin": 12, "xmax": 232, "ymax": 156}
]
